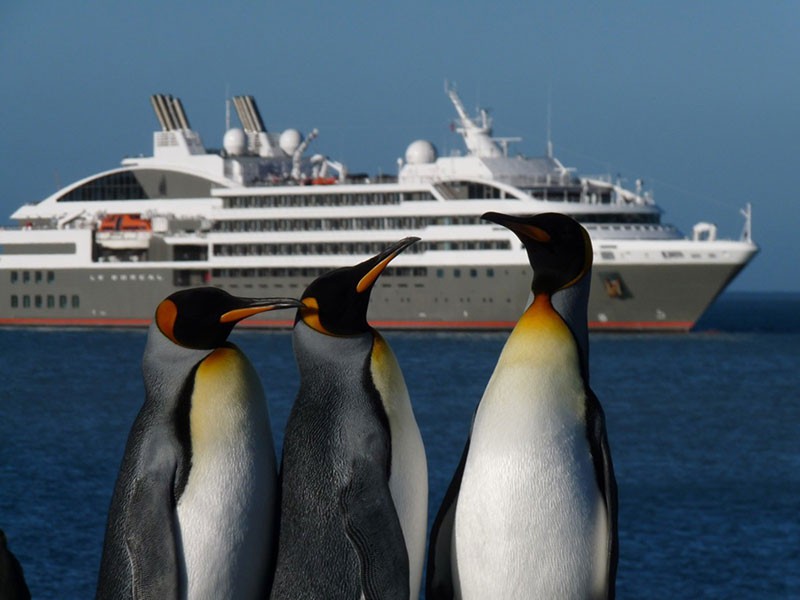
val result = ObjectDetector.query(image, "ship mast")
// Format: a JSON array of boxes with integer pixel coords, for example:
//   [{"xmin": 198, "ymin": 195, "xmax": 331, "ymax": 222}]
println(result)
[{"xmin": 445, "ymin": 83, "xmax": 503, "ymax": 158}]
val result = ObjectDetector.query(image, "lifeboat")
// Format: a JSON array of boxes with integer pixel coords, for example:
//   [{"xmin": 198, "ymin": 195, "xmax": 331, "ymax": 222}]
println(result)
[{"xmin": 98, "ymin": 214, "xmax": 152, "ymax": 231}]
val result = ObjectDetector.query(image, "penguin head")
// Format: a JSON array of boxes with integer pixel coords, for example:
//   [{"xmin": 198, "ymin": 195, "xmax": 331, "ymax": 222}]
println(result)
[
  {"xmin": 155, "ymin": 287, "xmax": 302, "ymax": 349},
  {"xmin": 297, "ymin": 237, "xmax": 420, "ymax": 336},
  {"xmin": 482, "ymin": 212, "xmax": 592, "ymax": 295}
]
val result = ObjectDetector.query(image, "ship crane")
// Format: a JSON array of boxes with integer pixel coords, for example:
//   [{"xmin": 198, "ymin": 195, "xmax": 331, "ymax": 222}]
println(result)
[
  {"xmin": 291, "ymin": 128, "xmax": 319, "ymax": 181},
  {"xmin": 311, "ymin": 155, "xmax": 348, "ymax": 182}
]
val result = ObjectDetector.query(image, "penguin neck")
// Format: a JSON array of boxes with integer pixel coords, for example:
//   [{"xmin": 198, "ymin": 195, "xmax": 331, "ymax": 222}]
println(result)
[
  {"xmin": 523, "ymin": 277, "xmax": 591, "ymax": 384},
  {"xmin": 142, "ymin": 322, "xmax": 216, "ymax": 408},
  {"xmin": 494, "ymin": 291, "xmax": 581, "ymax": 373},
  {"xmin": 484, "ymin": 291, "xmax": 586, "ymax": 419},
  {"xmin": 518, "ymin": 292, "xmax": 567, "ymax": 332},
  {"xmin": 292, "ymin": 320, "xmax": 374, "ymax": 377}
]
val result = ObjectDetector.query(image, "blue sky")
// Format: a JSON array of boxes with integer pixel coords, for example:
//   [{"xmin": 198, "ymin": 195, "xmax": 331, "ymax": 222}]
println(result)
[{"xmin": 1, "ymin": 2, "xmax": 797, "ymax": 291}]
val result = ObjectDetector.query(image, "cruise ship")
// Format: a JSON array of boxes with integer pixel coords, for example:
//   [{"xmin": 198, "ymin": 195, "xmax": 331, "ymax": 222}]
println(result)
[{"xmin": 0, "ymin": 86, "xmax": 758, "ymax": 330}]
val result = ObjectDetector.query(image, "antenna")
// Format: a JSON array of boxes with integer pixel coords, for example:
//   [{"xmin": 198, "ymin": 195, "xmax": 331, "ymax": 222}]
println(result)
[
  {"xmin": 546, "ymin": 87, "xmax": 553, "ymax": 159},
  {"xmin": 225, "ymin": 83, "xmax": 231, "ymax": 131}
]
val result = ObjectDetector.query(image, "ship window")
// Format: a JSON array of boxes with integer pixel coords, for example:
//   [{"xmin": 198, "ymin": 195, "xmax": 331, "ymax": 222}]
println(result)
[
  {"xmin": 10, "ymin": 295, "xmax": 18, "ymax": 308},
  {"xmin": 35, "ymin": 271, "xmax": 42, "ymax": 283},
  {"xmin": 487, "ymin": 268, "xmax": 495, "ymax": 277},
  {"xmin": 47, "ymin": 271, "xmax": 55, "ymax": 283},
  {"xmin": 23, "ymin": 295, "xmax": 30, "ymax": 308},
  {"xmin": 34, "ymin": 295, "xmax": 42, "ymax": 308},
  {"xmin": 454, "ymin": 269, "xmax": 461, "ymax": 278},
  {"xmin": 10, "ymin": 271, "xmax": 17, "ymax": 284},
  {"xmin": 47, "ymin": 295, "xmax": 55, "ymax": 308},
  {"xmin": 59, "ymin": 295, "xmax": 67, "ymax": 308},
  {"xmin": 23, "ymin": 271, "xmax": 30, "ymax": 283},
  {"xmin": 58, "ymin": 169, "xmax": 213, "ymax": 201},
  {"xmin": 71, "ymin": 295, "xmax": 80, "ymax": 308},
  {"xmin": 470, "ymin": 269, "xmax": 478, "ymax": 278}
]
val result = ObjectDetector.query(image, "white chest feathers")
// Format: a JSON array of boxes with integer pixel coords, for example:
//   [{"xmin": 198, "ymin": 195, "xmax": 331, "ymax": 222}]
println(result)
[
  {"xmin": 176, "ymin": 346, "xmax": 277, "ymax": 599},
  {"xmin": 453, "ymin": 306, "xmax": 609, "ymax": 599},
  {"xmin": 370, "ymin": 333, "xmax": 428, "ymax": 600}
]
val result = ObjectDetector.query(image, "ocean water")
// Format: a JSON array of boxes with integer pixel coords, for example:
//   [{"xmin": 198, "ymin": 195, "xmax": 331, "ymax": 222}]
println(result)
[{"xmin": 1, "ymin": 291, "xmax": 799, "ymax": 598}]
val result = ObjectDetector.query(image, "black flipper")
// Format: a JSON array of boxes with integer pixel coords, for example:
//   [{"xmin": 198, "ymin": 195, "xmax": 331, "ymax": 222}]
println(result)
[
  {"xmin": 96, "ymin": 421, "xmax": 185, "ymax": 600},
  {"xmin": 426, "ymin": 429, "xmax": 472, "ymax": 600},
  {"xmin": 586, "ymin": 387, "xmax": 619, "ymax": 600},
  {"xmin": 124, "ymin": 471, "xmax": 182, "ymax": 598},
  {"xmin": 340, "ymin": 457, "xmax": 409, "ymax": 600}
]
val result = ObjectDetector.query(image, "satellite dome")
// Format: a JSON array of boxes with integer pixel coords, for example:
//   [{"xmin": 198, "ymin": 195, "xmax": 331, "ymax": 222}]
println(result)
[
  {"xmin": 279, "ymin": 128, "xmax": 303, "ymax": 155},
  {"xmin": 405, "ymin": 140, "xmax": 438, "ymax": 165},
  {"xmin": 223, "ymin": 128, "xmax": 246, "ymax": 156}
]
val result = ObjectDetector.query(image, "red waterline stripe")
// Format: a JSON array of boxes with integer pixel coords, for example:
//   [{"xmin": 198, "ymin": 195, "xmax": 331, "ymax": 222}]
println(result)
[
  {"xmin": 0, "ymin": 317, "xmax": 297, "ymax": 328},
  {"xmin": 368, "ymin": 320, "xmax": 517, "ymax": 329},
  {"xmin": 589, "ymin": 320, "xmax": 694, "ymax": 330},
  {"xmin": 0, "ymin": 317, "xmax": 695, "ymax": 331},
  {"xmin": 0, "ymin": 317, "xmax": 153, "ymax": 327}
]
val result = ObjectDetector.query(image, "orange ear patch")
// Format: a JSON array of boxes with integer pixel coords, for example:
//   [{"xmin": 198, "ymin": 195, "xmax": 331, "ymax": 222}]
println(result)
[
  {"xmin": 299, "ymin": 297, "xmax": 330, "ymax": 334},
  {"xmin": 155, "ymin": 299, "xmax": 179, "ymax": 344},
  {"xmin": 527, "ymin": 225, "xmax": 551, "ymax": 243}
]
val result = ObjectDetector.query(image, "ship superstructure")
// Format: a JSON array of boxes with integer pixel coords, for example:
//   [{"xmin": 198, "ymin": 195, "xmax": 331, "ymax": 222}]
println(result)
[{"xmin": 0, "ymin": 86, "xmax": 758, "ymax": 330}]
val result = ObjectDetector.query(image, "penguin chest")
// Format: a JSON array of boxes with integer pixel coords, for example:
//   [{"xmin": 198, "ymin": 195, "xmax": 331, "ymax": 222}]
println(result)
[
  {"xmin": 176, "ymin": 347, "xmax": 276, "ymax": 598},
  {"xmin": 370, "ymin": 334, "xmax": 428, "ymax": 598},
  {"xmin": 453, "ymin": 326, "xmax": 607, "ymax": 598}
]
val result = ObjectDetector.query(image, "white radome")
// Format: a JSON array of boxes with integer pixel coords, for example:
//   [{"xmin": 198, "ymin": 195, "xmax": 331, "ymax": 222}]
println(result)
[
  {"xmin": 223, "ymin": 128, "xmax": 246, "ymax": 156},
  {"xmin": 405, "ymin": 140, "xmax": 437, "ymax": 165},
  {"xmin": 279, "ymin": 129, "xmax": 303, "ymax": 155}
]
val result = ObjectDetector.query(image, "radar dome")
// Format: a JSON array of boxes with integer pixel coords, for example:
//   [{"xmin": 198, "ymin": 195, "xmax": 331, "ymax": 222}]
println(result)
[
  {"xmin": 279, "ymin": 128, "xmax": 303, "ymax": 155},
  {"xmin": 405, "ymin": 140, "xmax": 438, "ymax": 165},
  {"xmin": 223, "ymin": 128, "xmax": 246, "ymax": 156}
]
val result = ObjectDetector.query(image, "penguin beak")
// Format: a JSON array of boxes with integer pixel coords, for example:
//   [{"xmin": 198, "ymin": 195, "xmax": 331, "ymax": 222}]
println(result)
[
  {"xmin": 220, "ymin": 297, "xmax": 303, "ymax": 324},
  {"xmin": 482, "ymin": 212, "xmax": 551, "ymax": 246},
  {"xmin": 355, "ymin": 237, "xmax": 420, "ymax": 294}
]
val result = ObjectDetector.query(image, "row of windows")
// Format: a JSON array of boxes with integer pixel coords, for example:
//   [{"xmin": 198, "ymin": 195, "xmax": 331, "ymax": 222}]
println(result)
[
  {"xmin": 223, "ymin": 191, "xmax": 423, "ymax": 209},
  {"xmin": 213, "ymin": 215, "xmax": 483, "ymax": 233},
  {"xmin": 10, "ymin": 294, "xmax": 79, "ymax": 309},
  {"xmin": 88, "ymin": 273, "xmax": 166, "ymax": 282},
  {"xmin": 210, "ymin": 266, "xmax": 431, "ymax": 279},
  {"xmin": 9, "ymin": 270, "xmax": 56, "ymax": 284},
  {"xmin": 586, "ymin": 222, "xmax": 671, "ymax": 231},
  {"xmin": 422, "ymin": 241, "xmax": 510, "ymax": 251},
  {"xmin": 211, "ymin": 213, "xmax": 660, "ymax": 234},
  {"xmin": 208, "ymin": 267, "xmax": 498, "ymax": 280},
  {"xmin": 58, "ymin": 170, "xmax": 212, "ymax": 202},
  {"xmin": 212, "ymin": 239, "xmax": 510, "ymax": 257},
  {"xmin": 9, "ymin": 270, "xmax": 168, "ymax": 285}
]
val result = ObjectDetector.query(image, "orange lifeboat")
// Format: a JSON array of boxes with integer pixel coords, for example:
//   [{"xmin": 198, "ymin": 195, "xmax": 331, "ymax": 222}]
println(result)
[{"xmin": 98, "ymin": 214, "xmax": 152, "ymax": 232}]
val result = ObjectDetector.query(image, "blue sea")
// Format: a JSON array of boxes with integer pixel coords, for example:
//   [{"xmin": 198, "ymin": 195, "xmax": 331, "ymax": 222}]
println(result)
[{"xmin": 1, "ymin": 291, "xmax": 799, "ymax": 598}]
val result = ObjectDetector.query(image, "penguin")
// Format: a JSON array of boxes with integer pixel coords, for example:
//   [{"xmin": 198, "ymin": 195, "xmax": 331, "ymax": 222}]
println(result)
[
  {"xmin": 270, "ymin": 237, "xmax": 428, "ymax": 600},
  {"xmin": 426, "ymin": 212, "xmax": 618, "ymax": 599},
  {"xmin": 0, "ymin": 529, "xmax": 31, "ymax": 600},
  {"xmin": 96, "ymin": 287, "xmax": 302, "ymax": 600}
]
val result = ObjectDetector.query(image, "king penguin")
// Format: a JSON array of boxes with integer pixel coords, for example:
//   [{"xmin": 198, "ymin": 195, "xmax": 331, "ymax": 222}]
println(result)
[
  {"xmin": 426, "ymin": 212, "xmax": 618, "ymax": 599},
  {"xmin": 96, "ymin": 287, "xmax": 301, "ymax": 600},
  {"xmin": 270, "ymin": 238, "xmax": 428, "ymax": 600}
]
